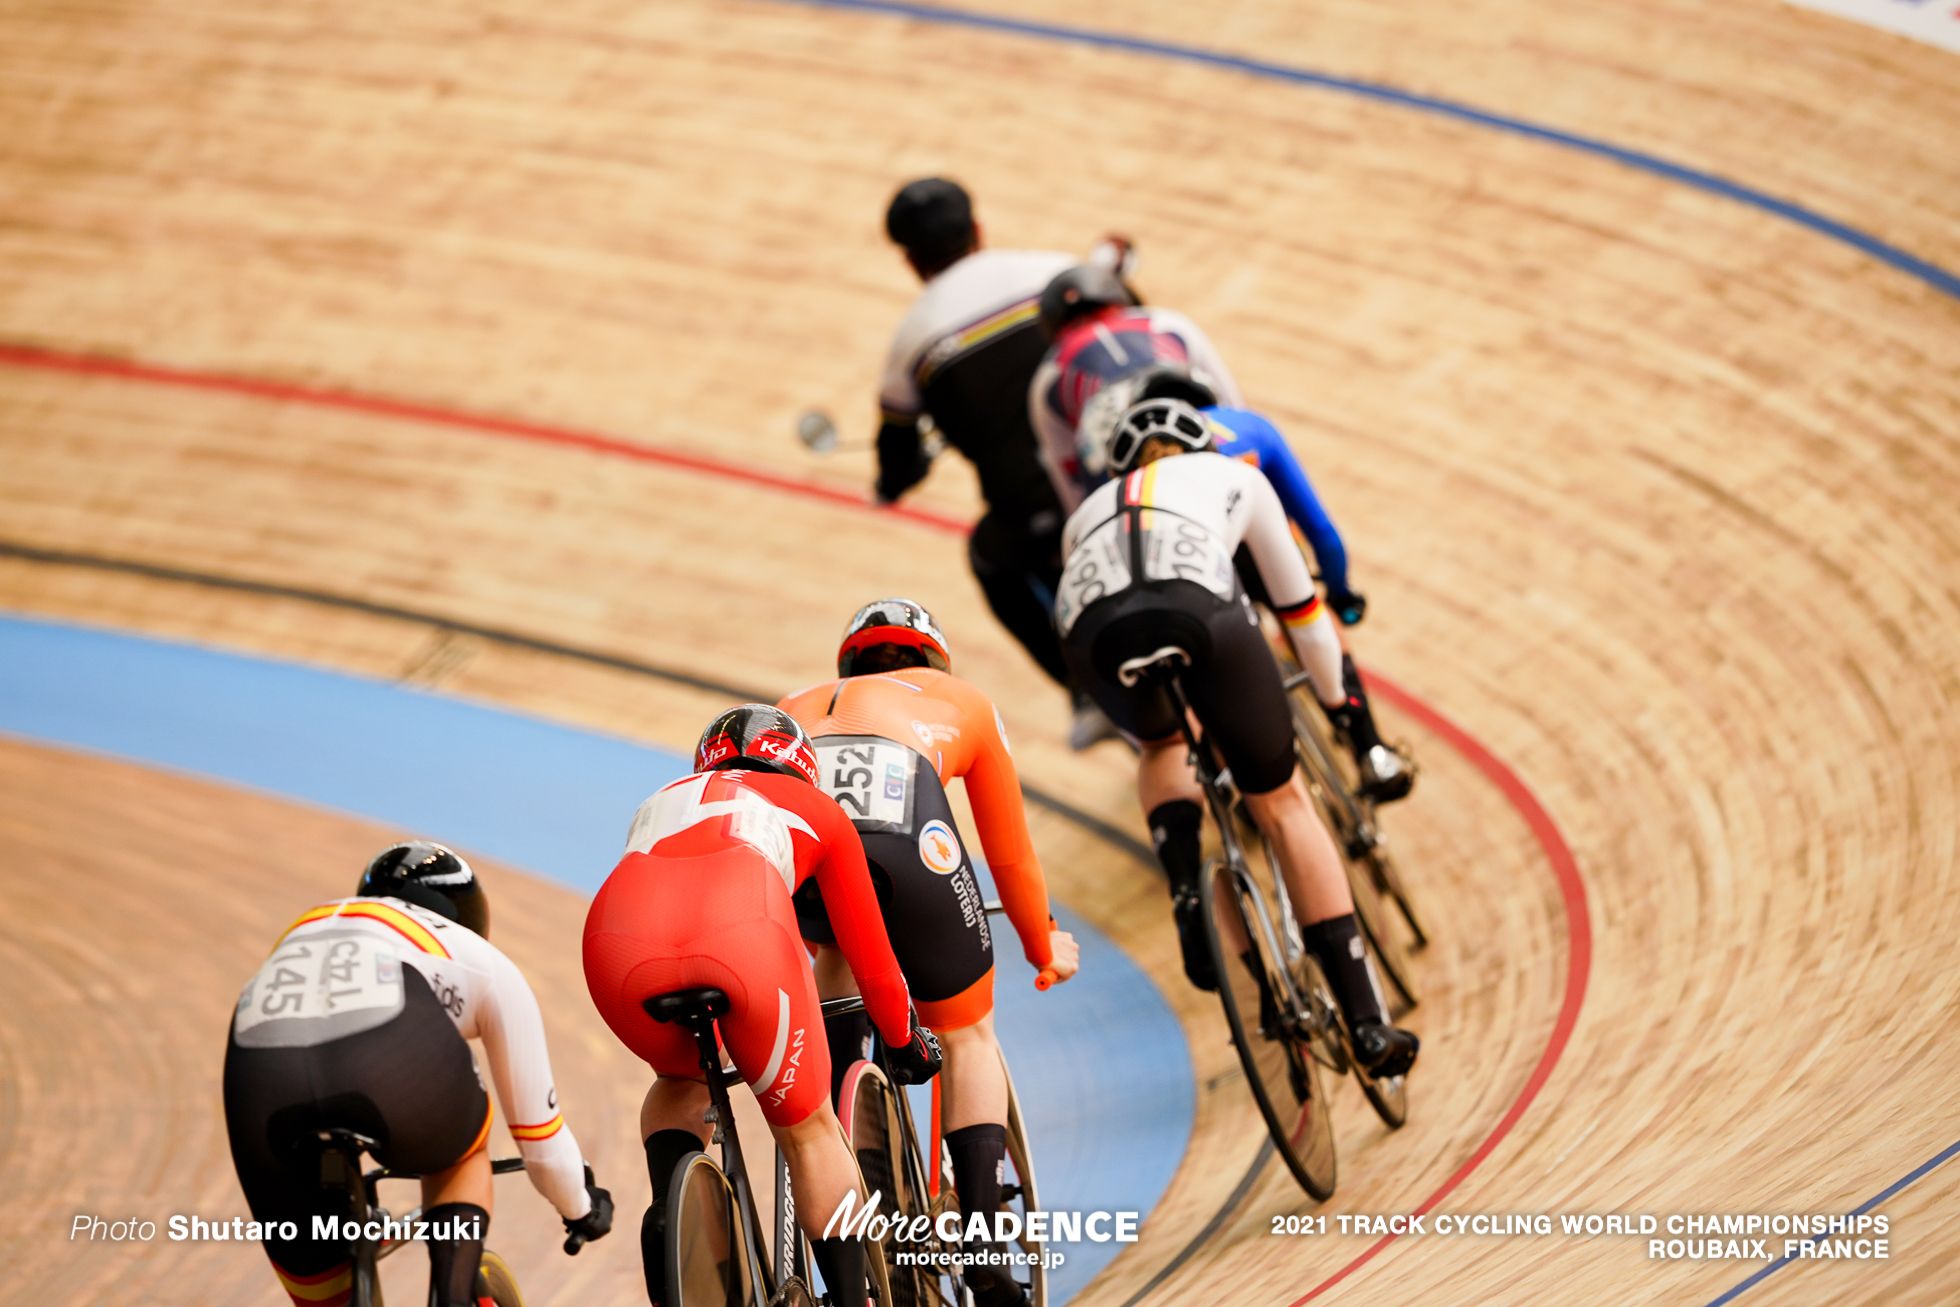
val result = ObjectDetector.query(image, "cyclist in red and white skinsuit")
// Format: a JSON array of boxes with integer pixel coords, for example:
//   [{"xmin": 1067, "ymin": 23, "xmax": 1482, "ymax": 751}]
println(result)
[{"xmin": 583, "ymin": 706, "xmax": 941, "ymax": 1307}]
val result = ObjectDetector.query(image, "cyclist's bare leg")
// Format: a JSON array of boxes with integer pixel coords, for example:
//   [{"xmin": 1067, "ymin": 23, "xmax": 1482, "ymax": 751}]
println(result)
[
  {"xmin": 421, "ymin": 1145, "xmax": 494, "ymax": 1211},
  {"xmin": 934, "ymin": 1012, "xmax": 1007, "ymax": 1132},
  {"xmin": 1241, "ymin": 773, "xmax": 1352, "ymax": 926}
]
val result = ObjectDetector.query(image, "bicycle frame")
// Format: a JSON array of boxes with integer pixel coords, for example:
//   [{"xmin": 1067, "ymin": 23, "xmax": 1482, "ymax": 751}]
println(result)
[{"xmin": 313, "ymin": 1129, "xmax": 527, "ymax": 1307}]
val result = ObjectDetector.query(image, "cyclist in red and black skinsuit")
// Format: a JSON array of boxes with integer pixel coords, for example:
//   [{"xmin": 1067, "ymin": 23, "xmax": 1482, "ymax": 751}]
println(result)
[{"xmin": 584, "ymin": 706, "xmax": 942, "ymax": 1307}]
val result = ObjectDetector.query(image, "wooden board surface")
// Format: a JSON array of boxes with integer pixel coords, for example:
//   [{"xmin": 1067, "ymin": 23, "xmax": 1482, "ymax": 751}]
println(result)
[{"xmin": 2, "ymin": 0, "xmax": 1957, "ymax": 1303}]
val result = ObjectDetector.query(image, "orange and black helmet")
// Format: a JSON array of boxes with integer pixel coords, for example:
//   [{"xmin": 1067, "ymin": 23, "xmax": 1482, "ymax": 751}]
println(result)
[{"xmin": 837, "ymin": 599, "xmax": 951, "ymax": 678}]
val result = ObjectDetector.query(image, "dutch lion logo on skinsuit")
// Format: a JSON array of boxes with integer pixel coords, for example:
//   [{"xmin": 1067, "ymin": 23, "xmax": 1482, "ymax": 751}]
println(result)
[{"xmin": 917, "ymin": 820, "xmax": 962, "ymax": 875}]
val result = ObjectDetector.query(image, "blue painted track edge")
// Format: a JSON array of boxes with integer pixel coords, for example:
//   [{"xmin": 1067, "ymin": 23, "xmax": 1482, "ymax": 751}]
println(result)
[
  {"xmin": 1701, "ymin": 1135, "xmax": 1960, "ymax": 1305},
  {"xmin": 767, "ymin": 0, "xmax": 1960, "ymax": 303}
]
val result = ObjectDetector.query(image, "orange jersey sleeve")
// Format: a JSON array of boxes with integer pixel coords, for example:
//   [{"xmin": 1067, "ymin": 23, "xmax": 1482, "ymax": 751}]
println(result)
[{"xmin": 780, "ymin": 671, "xmax": 1054, "ymax": 971}]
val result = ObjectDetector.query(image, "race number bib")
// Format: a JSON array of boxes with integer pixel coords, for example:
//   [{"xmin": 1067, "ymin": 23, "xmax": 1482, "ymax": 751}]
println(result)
[
  {"xmin": 1139, "ymin": 509, "xmax": 1236, "ymax": 599},
  {"xmin": 816, "ymin": 738, "xmax": 918, "ymax": 832},
  {"xmin": 233, "ymin": 931, "xmax": 406, "ymax": 1048},
  {"xmin": 1054, "ymin": 514, "xmax": 1134, "ymax": 637}
]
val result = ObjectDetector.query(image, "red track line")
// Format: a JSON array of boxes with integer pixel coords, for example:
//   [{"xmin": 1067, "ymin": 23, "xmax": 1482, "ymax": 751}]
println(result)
[
  {"xmin": 4, "ymin": 340, "xmax": 1591, "ymax": 1301},
  {"xmin": 0, "ymin": 342, "xmax": 973, "ymax": 535},
  {"xmin": 1283, "ymin": 669, "xmax": 1592, "ymax": 1305}
]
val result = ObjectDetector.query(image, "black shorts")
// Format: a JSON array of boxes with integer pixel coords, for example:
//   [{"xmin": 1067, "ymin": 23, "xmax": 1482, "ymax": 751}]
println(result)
[
  {"xmin": 1061, "ymin": 579, "xmax": 1299, "ymax": 795},
  {"xmin": 223, "ymin": 967, "xmax": 489, "ymax": 1276},
  {"xmin": 795, "ymin": 736, "xmax": 995, "ymax": 1026}
]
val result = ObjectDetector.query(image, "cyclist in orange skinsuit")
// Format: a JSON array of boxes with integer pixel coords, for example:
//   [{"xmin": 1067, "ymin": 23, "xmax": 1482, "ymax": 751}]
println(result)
[{"xmin": 779, "ymin": 599, "xmax": 1079, "ymax": 1307}]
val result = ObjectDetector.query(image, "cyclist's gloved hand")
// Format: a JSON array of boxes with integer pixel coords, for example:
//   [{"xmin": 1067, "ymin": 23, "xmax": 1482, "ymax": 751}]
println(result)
[
  {"xmin": 1326, "ymin": 588, "xmax": 1368, "ymax": 627},
  {"xmin": 886, "ymin": 1012, "xmax": 944, "ymax": 1086},
  {"xmin": 562, "ymin": 1164, "xmax": 614, "ymax": 1253}
]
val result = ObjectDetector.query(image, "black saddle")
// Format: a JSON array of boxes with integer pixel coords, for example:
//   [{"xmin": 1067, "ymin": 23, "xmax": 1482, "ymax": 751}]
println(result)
[{"xmin": 643, "ymin": 988, "xmax": 731, "ymax": 1030}]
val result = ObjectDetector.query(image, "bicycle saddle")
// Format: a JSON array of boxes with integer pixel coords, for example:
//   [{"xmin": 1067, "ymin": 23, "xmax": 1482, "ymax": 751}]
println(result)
[
  {"xmin": 1117, "ymin": 645, "xmax": 1193, "ymax": 687},
  {"xmin": 643, "ymin": 988, "xmax": 732, "ymax": 1028}
]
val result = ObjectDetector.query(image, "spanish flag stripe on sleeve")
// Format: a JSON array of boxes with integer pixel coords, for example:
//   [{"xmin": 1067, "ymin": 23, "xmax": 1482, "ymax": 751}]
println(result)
[
  {"xmin": 277, "ymin": 901, "xmax": 451, "ymax": 958},
  {"xmin": 1277, "ymin": 595, "xmax": 1323, "ymax": 626},
  {"xmin": 510, "ymin": 1113, "xmax": 565, "ymax": 1142}
]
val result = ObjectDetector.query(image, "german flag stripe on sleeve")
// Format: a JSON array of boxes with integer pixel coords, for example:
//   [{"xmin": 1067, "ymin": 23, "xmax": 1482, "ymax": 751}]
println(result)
[
  {"xmin": 1276, "ymin": 595, "xmax": 1323, "ymax": 626},
  {"xmin": 510, "ymin": 1113, "xmax": 565, "ymax": 1142},
  {"xmin": 275, "ymin": 1261, "xmax": 353, "ymax": 1305},
  {"xmin": 277, "ymin": 901, "xmax": 451, "ymax": 958}
]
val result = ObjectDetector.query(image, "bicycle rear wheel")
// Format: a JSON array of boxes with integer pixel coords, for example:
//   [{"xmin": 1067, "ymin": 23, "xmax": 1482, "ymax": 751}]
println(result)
[
  {"xmin": 839, "ymin": 1061, "xmax": 931, "ymax": 1307},
  {"xmin": 667, "ymin": 1152, "xmax": 753, "ymax": 1307},
  {"xmin": 1201, "ymin": 854, "xmax": 1337, "ymax": 1201}
]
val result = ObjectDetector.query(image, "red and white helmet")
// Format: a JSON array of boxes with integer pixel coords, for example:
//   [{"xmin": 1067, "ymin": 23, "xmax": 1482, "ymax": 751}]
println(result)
[
  {"xmin": 694, "ymin": 705, "xmax": 821, "ymax": 786},
  {"xmin": 837, "ymin": 599, "xmax": 951, "ymax": 677}
]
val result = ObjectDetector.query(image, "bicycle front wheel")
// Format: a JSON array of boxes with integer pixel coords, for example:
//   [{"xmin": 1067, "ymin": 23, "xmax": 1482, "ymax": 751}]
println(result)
[
  {"xmin": 667, "ymin": 1152, "xmax": 753, "ymax": 1307},
  {"xmin": 473, "ymin": 1249, "xmax": 525, "ymax": 1307},
  {"xmin": 1202, "ymin": 854, "xmax": 1337, "ymax": 1201},
  {"xmin": 1001, "ymin": 1050, "xmax": 1048, "ymax": 1307}
]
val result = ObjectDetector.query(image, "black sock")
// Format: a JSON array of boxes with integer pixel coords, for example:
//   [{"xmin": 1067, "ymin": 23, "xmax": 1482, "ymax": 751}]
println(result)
[
  {"xmin": 1302, "ymin": 914, "xmax": 1386, "ymax": 1031},
  {"xmin": 826, "ymin": 1006, "xmax": 871, "ymax": 1103},
  {"xmin": 642, "ymin": 1129, "xmax": 702, "ymax": 1305},
  {"xmin": 423, "ymin": 1201, "xmax": 487, "ymax": 1307},
  {"xmin": 1334, "ymin": 654, "xmax": 1386, "ymax": 752},
  {"xmin": 811, "ymin": 1236, "xmax": 866, "ymax": 1307},
  {"xmin": 1149, "ymin": 800, "xmax": 1204, "ymax": 899},
  {"xmin": 947, "ymin": 1122, "xmax": 1010, "ymax": 1290}
]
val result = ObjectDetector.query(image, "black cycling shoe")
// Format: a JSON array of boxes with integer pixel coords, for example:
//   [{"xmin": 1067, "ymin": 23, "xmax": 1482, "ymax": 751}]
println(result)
[
  {"xmin": 1171, "ymin": 886, "xmax": 1217, "ymax": 992},
  {"xmin": 1351, "ymin": 1021, "xmax": 1420, "ymax": 1078},
  {"xmin": 1356, "ymin": 744, "xmax": 1416, "ymax": 804},
  {"xmin": 966, "ymin": 1267, "xmax": 1031, "ymax": 1307}
]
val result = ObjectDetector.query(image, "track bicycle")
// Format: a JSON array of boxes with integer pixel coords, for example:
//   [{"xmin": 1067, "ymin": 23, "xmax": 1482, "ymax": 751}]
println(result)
[
  {"xmin": 822, "ymin": 917, "xmax": 1047, "ymax": 1307},
  {"xmin": 643, "ymin": 986, "xmax": 887, "ymax": 1307},
  {"xmin": 1121, "ymin": 649, "xmax": 1407, "ymax": 1201},
  {"xmin": 312, "ymin": 1128, "xmax": 544, "ymax": 1307},
  {"xmin": 1275, "ymin": 654, "xmax": 1428, "ymax": 1014}
]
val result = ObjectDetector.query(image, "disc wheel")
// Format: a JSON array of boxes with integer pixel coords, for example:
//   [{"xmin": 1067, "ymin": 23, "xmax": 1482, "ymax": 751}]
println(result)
[
  {"xmin": 1202, "ymin": 855, "xmax": 1337, "ymax": 1201},
  {"xmin": 666, "ymin": 1152, "xmax": 752, "ymax": 1307}
]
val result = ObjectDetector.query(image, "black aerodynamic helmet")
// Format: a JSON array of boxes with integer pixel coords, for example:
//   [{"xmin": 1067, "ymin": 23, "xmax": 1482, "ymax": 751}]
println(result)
[
  {"xmin": 886, "ymin": 178, "xmax": 976, "ymax": 273},
  {"xmin": 695, "ymin": 704, "xmax": 822, "ymax": 787},
  {"xmin": 356, "ymin": 841, "xmax": 490, "ymax": 937},
  {"xmin": 1106, "ymin": 398, "xmax": 1217, "ymax": 476},
  {"xmin": 1037, "ymin": 264, "xmax": 1138, "ymax": 339}
]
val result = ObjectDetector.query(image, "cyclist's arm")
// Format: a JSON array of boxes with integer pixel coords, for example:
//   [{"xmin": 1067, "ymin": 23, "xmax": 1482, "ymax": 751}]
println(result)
[
  {"xmin": 796, "ymin": 788, "xmax": 914, "ymax": 1047},
  {"xmin": 876, "ymin": 336, "xmax": 932, "ymax": 503},
  {"xmin": 463, "ymin": 941, "xmax": 593, "ymax": 1220},
  {"xmin": 947, "ymin": 682, "xmax": 1055, "ymax": 970},
  {"xmin": 1238, "ymin": 469, "xmax": 1345, "ymax": 708}
]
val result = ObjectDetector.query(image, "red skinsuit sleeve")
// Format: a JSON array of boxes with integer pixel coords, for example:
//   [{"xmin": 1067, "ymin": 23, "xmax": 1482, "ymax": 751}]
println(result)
[
  {"xmin": 944, "ymin": 679, "xmax": 1055, "ymax": 970},
  {"xmin": 789, "ymin": 783, "xmax": 914, "ymax": 1047}
]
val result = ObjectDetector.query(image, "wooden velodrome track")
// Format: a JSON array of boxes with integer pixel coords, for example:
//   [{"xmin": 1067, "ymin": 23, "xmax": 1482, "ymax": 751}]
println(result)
[{"xmin": 1, "ymin": 0, "xmax": 1956, "ymax": 1303}]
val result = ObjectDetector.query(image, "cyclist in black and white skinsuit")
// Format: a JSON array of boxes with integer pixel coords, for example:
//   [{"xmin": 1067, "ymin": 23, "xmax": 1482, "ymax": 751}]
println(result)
[
  {"xmin": 1054, "ymin": 400, "xmax": 1418, "ymax": 1076},
  {"xmin": 874, "ymin": 178, "xmax": 1132, "ymax": 744},
  {"xmin": 224, "ymin": 843, "xmax": 612, "ymax": 1307}
]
